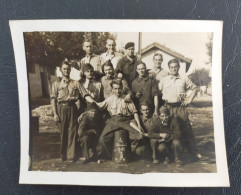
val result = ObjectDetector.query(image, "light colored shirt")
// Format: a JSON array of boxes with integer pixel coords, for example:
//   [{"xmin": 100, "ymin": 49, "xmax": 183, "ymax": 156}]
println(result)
[
  {"xmin": 51, "ymin": 78, "xmax": 88, "ymax": 103},
  {"xmin": 97, "ymin": 95, "xmax": 137, "ymax": 116},
  {"xmin": 159, "ymin": 74, "xmax": 196, "ymax": 103},
  {"xmin": 80, "ymin": 54, "xmax": 102, "ymax": 72},
  {"xmin": 100, "ymin": 52, "xmax": 123, "ymax": 69},
  {"xmin": 149, "ymin": 68, "xmax": 168, "ymax": 83},
  {"xmin": 80, "ymin": 79, "xmax": 103, "ymax": 102}
]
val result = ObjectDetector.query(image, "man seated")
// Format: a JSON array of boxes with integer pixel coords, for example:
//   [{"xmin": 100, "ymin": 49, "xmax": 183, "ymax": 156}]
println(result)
[
  {"xmin": 77, "ymin": 103, "xmax": 103, "ymax": 163},
  {"xmin": 142, "ymin": 104, "xmax": 183, "ymax": 166},
  {"xmin": 96, "ymin": 80, "xmax": 143, "ymax": 160}
]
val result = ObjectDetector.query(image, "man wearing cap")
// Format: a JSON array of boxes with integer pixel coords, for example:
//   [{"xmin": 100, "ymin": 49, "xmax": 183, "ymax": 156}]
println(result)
[
  {"xmin": 51, "ymin": 60, "xmax": 96, "ymax": 162},
  {"xmin": 80, "ymin": 63, "xmax": 103, "ymax": 105},
  {"xmin": 132, "ymin": 62, "xmax": 159, "ymax": 116},
  {"xmin": 116, "ymin": 42, "xmax": 142, "ymax": 86},
  {"xmin": 101, "ymin": 60, "xmax": 132, "ymax": 100},
  {"xmin": 80, "ymin": 40, "xmax": 102, "ymax": 78},
  {"xmin": 159, "ymin": 58, "xmax": 199, "ymax": 162},
  {"xmin": 100, "ymin": 37, "xmax": 123, "ymax": 69},
  {"xmin": 77, "ymin": 102, "xmax": 103, "ymax": 163}
]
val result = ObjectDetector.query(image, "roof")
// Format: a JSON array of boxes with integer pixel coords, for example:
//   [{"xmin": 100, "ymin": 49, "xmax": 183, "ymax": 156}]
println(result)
[{"xmin": 141, "ymin": 42, "xmax": 192, "ymax": 64}]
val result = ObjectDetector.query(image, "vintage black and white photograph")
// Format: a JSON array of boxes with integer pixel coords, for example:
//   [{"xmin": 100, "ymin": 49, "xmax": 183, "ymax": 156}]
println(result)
[{"xmin": 10, "ymin": 20, "xmax": 229, "ymax": 186}]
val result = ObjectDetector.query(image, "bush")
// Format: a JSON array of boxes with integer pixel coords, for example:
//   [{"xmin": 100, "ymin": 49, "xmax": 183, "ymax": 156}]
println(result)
[{"xmin": 189, "ymin": 68, "xmax": 211, "ymax": 87}]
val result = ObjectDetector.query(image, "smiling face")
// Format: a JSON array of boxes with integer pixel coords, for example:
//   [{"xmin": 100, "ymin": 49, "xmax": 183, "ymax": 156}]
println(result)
[
  {"xmin": 126, "ymin": 46, "xmax": 135, "ymax": 57},
  {"xmin": 136, "ymin": 63, "xmax": 146, "ymax": 77},
  {"xmin": 153, "ymin": 55, "xmax": 163, "ymax": 68},
  {"xmin": 61, "ymin": 64, "xmax": 71, "ymax": 77},
  {"xmin": 112, "ymin": 83, "xmax": 122, "ymax": 97},
  {"xmin": 103, "ymin": 65, "xmax": 114, "ymax": 79},
  {"xmin": 83, "ymin": 41, "xmax": 93, "ymax": 55},
  {"xmin": 169, "ymin": 62, "xmax": 180, "ymax": 76},
  {"xmin": 106, "ymin": 39, "xmax": 116, "ymax": 54},
  {"xmin": 140, "ymin": 105, "xmax": 150, "ymax": 118}
]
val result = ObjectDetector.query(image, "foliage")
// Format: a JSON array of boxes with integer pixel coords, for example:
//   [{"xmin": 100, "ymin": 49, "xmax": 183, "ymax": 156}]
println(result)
[
  {"xmin": 24, "ymin": 32, "xmax": 113, "ymax": 68},
  {"xmin": 205, "ymin": 33, "xmax": 213, "ymax": 66},
  {"xmin": 189, "ymin": 68, "xmax": 211, "ymax": 87}
]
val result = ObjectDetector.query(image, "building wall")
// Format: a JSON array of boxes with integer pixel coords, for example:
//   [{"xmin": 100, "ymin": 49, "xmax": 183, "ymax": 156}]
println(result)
[
  {"xmin": 28, "ymin": 63, "xmax": 42, "ymax": 98},
  {"xmin": 141, "ymin": 48, "xmax": 187, "ymax": 76}
]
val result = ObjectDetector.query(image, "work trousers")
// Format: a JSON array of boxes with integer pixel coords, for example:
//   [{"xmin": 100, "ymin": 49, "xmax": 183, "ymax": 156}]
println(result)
[
  {"xmin": 57, "ymin": 103, "xmax": 78, "ymax": 160},
  {"xmin": 79, "ymin": 132, "xmax": 98, "ymax": 159}
]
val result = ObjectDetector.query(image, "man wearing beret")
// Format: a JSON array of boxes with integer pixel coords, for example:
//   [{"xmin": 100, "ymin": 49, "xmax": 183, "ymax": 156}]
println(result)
[
  {"xmin": 116, "ymin": 42, "xmax": 142, "ymax": 87},
  {"xmin": 100, "ymin": 37, "xmax": 123, "ymax": 69}
]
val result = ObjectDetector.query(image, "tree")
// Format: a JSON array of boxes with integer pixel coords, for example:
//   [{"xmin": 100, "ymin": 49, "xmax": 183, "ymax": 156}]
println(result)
[
  {"xmin": 189, "ymin": 68, "xmax": 211, "ymax": 87},
  {"xmin": 205, "ymin": 33, "xmax": 213, "ymax": 66}
]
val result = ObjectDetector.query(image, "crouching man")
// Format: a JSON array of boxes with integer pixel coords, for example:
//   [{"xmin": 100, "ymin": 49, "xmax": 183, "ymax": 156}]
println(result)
[
  {"xmin": 77, "ymin": 103, "xmax": 103, "ymax": 163},
  {"xmin": 142, "ymin": 105, "xmax": 183, "ymax": 166},
  {"xmin": 96, "ymin": 80, "xmax": 143, "ymax": 160}
]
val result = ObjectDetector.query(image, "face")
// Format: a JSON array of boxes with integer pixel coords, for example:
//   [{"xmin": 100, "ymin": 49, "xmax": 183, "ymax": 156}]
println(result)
[
  {"xmin": 159, "ymin": 113, "xmax": 170, "ymax": 125},
  {"xmin": 136, "ymin": 64, "xmax": 146, "ymax": 77},
  {"xmin": 106, "ymin": 39, "xmax": 116, "ymax": 53},
  {"xmin": 84, "ymin": 69, "xmax": 94, "ymax": 79},
  {"xmin": 153, "ymin": 55, "xmax": 163, "ymax": 68},
  {"xmin": 83, "ymin": 42, "xmax": 93, "ymax": 54},
  {"xmin": 112, "ymin": 84, "xmax": 122, "ymax": 97},
  {"xmin": 61, "ymin": 64, "xmax": 71, "ymax": 77},
  {"xmin": 88, "ymin": 109, "xmax": 97, "ymax": 118},
  {"xmin": 103, "ymin": 65, "xmax": 114, "ymax": 78},
  {"xmin": 140, "ymin": 105, "xmax": 150, "ymax": 118},
  {"xmin": 126, "ymin": 46, "xmax": 135, "ymax": 57},
  {"xmin": 169, "ymin": 63, "xmax": 180, "ymax": 76}
]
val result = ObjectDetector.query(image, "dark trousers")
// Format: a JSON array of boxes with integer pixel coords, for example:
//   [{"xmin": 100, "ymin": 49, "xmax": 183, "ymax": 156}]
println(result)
[
  {"xmin": 150, "ymin": 139, "xmax": 183, "ymax": 162},
  {"xmin": 166, "ymin": 104, "xmax": 198, "ymax": 157},
  {"xmin": 57, "ymin": 103, "xmax": 78, "ymax": 160},
  {"xmin": 79, "ymin": 132, "xmax": 97, "ymax": 159}
]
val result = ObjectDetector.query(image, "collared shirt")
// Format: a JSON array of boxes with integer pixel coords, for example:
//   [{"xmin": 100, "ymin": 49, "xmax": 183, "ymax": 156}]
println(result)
[
  {"xmin": 159, "ymin": 74, "xmax": 196, "ymax": 103},
  {"xmin": 51, "ymin": 78, "xmax": 88, "ymax": 103},
  {"xmin": 100, "ymin": 75, "xmax": 131, "ymax": 99},
  {"xmin": 80, "ymin": 79, "xmax": 103, "ymax": 102},
  {"xmin": 132, "ymin": 75, "xmax": 159, "ymax": 105},
  {"xmin": 80, "ymin": 54, "xmax": 102, "ymax": 72},
  {"xmin": 149, "ymin": 68, "xmax": 169, "ymax": 83},
  {"xmin": 116, "ymin": 55, "xmax": 142, "ymax": 86},
  {"xmin": 97, "ymin": 95, "xmax": 137, "ymax": 116},
  {"xmin": 100, "ymin": 52, "xmax": 123, "ymax": 69}
]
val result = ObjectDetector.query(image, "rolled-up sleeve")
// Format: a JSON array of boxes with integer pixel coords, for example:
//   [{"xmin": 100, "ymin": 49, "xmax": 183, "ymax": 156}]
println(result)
[
  {"xmin": 151, "ymin": 78, "xmax": 159, "ymax": 97},
  {"xmin": 186, "ymin": 77, "xmax": 196, "ymax": 90},
  {"xmin": 50, "ymin": 81, "xmax": 58, "ymax": 99},
  {"xmin": 127, "ymin": 101, "xmax": 138, "ymax": 115}
]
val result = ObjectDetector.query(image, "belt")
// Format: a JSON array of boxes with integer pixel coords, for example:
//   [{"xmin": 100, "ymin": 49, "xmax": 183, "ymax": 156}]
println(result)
[
  {"xmin": 58, "ymin": 101, "xmax": 76, "ymax": 106},
  {"xmin": 166, "ymin": 102, "xmax": 181, "ymax": 107}
]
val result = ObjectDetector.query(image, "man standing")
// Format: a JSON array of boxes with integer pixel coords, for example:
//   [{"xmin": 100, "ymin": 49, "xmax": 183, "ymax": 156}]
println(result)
[
  {"xmin": 80, "ymin": 40, "xmax": 102, "ymax": 75},
  {"xmin": 159, "ymin": 58, "xmax": 199, "ymax": 161},
  {"xmin": 100, "ymin": 37, "xmax": 123, "ymax": 69},
  {"xmin": 51, "ymin": 60, "xmax": 95, "ymax": 162},
  {"xmin": 101, "ymin": 60, "xmax": 132, "ymax": 100},
  {"xmin": 116, "ymin": 42, "xmax": 142, "ymax": 86},
  {"xmin": 132, "ymin": 62, "xmax": 159, "ymax": 116},
  {"xmin": 96, "ymin": 80, "xmax": 143, "ymax": 159}
]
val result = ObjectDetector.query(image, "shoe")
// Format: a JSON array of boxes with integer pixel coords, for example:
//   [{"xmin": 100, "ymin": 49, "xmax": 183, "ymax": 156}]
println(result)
[
  {"xmin": 68, "ymin": 159, "xmax": 75, "ymax": 163},
  {"xmin": 175, "ymin": 160, "xmax": 184, "ymax": 167},
  {"xmin": 153, "ymin": 159, "xmax": 159, "ymax": 164},
  {"xmin": 97, "ymin": 159, "xmax": 105, "ymax": 163},
  {"xmin": 164, "ymin": 157, "xmax": 171, "ymax": 164},
  {"xmin": 60, "ymin": 155, "xmax": 67, "ymax": 161}
]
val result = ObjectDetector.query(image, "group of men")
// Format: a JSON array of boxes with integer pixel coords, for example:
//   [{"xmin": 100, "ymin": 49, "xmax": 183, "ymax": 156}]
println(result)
[{"xmin": 51, "ymin": 37, "xmax": 199, "ymax": 166}]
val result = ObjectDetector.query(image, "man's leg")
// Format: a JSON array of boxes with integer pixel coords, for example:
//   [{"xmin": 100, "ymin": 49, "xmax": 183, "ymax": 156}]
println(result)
[
  {"xmin": 172, "ymin": 139, "xmax": 183, "ymax": 166},
  {"xmin": 98, "ymin": 131, "xmax": 114, "ymax": 159},
  {"xmin": 156, "ymin": 142, "xmax": 169, "ymax": 162},
  {"xmin": 150, "ymin": 139, "xmax": 158, "ymax": 163},
  {"xmin": 79, "ymin": 135, "xmax": 90, "ymax": 159}
]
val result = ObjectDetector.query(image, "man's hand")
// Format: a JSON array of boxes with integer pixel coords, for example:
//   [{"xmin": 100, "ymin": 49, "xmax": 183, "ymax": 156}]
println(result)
[
  {"xmin": 148, "ymin": 73, "xmax": 153, "ymax": 78},
  {"xmin": 135, "ymin": 91, "xmax": 142, "ymax": 99},
  {"xmin": 136, "ymin": 132, "xmax": 143, "ymax": 140},
  {"xmin": 153, "ymin": 109, "xmax": 159, "ymax": 117},
  {"xmin": 117, "ymin": 73, "xmax": 123, "ymax": 79},
  {"xmin": 143, "ymin": 133, "xmax": 148, "ymax": 137},
  {"xmin": 181, "ymin": 98, "xmax": 192, "ymax": 106},
  {"xmin": 53, "ymin": 114, "xmax": 60, "ymax": 122},
  {"xmin": 124, "ymin": 94, "xmax": 132, "ymax": 102}
]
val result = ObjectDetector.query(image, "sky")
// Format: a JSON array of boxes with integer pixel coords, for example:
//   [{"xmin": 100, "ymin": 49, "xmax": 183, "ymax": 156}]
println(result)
[{"xmin": 114, "ymin": 32, "xmax": 212, "ymax": 74}]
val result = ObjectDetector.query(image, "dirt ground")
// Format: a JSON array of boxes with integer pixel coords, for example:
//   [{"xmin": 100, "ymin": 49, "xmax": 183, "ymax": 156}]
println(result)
[{"xmin": 30, "ymin": 95, "xmax": 216, "ymax": 173}]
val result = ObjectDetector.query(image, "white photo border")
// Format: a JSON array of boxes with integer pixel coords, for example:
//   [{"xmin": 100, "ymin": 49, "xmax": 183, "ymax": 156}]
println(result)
[{"xmin": 9, "ymin": 19, "xmax": 229, "ymax": 187}]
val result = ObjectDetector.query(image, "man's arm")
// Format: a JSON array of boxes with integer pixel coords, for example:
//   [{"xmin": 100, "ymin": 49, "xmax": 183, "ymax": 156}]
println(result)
[
  {"xmin": 153, "ymin": 95, "xmax": 159, "ymax": 116},
  {"xmin": 181, "ymin": 88, "xmax": 198, "ymax": 106},
  {"xmin": 133, "ymin": 113, "xmax": 143, "ymax": 132},
  {"xmin": 51, "ymin": 98, "xmax": 59, "ymax": 122}
]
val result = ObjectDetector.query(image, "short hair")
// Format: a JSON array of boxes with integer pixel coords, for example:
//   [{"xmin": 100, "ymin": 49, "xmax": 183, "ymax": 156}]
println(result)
[
  {"xmin": 101, "ymin": 59, "xmax": 114, "ymax": 73},
  {"xmin": 82, "ymin": 39, "xmax": 92, "ymax": 47},
  {"xmin": 60, "ymin": 59, "xmax": 71, "ymax": 68},
  {"xmin": 168, "ymin": 58, "xmax": 180, "ymax": 67},
  {"xmin": 139, "ymin": 101, "xmax": 151, "ymax": 110},
  {"xmin": 110, "ymin": 79, "xmax": 123, "ymax": 89},
  {"xmin": 136, "ymin": 62, "xmax": 146, "ymax": 69},
  {"xmin": 106, "ymin": 37, "xmax": 116, "ymax": 44},
  {"xmin": 153, "ymin": 53, "xmax": 163, "ymax": 60}
]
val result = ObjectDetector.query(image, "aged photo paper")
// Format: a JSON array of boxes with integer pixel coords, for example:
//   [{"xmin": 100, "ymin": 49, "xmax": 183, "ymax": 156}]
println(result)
[{"xmin": 10, "ymin": 20, "xmax": 229, "ymax": 187}]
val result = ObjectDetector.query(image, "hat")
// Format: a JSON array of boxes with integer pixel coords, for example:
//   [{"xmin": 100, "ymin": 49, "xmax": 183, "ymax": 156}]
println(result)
[
  {"xmin": 159, "ymin": 106, "xmax": 170, "ymax": 115},
  {"xmin": 86, "ymin": 102, "xmax": 99, "ymax": 111},
  {"xmin": 82, "ymin": 63, "xmax": 94, "ymax": 73},
  {"xmin": 125, "ymin": 42, "xmax": 135, "ymax": 49}
]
